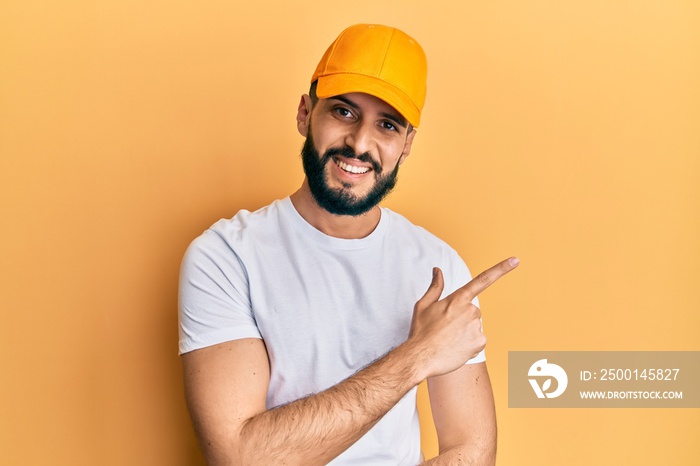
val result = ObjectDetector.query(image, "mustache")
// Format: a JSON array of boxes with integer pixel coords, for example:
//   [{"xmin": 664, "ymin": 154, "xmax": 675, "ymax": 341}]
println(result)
[{"xmin": 322, "ymin": 146, "xmax": 383, "ymax": 175}]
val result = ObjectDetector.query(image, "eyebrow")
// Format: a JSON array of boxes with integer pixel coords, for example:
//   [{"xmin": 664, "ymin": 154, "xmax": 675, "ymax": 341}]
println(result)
[{"xmin": 329, "ymin": 95, "xmax": 408, "ymax": 129}]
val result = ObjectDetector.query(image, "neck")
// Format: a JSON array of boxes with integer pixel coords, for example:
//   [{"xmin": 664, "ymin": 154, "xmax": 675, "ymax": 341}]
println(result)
[{"xmin": 289, "ymin": 180, "xmax": 381, "ymax": 240}]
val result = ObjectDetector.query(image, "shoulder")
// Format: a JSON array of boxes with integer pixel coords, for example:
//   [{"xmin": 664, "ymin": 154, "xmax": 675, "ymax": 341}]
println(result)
[
  {"xmin": 181, "ymin": 199, "xmax": 288, "ymax": 277},
  {"xmin": 382, "ymin": 207, "xmax": 472, "ymax": 294},
  {"xmin": 211, "ymin": 199, "xmax": 285, "ymax": 243},
  {"xmin": 189, "ymin": 199, "xmax": 285, "ymax": 251},
  {"xmin": 382, "ymin": 207, "xmax": 462, "ymax": 261}
]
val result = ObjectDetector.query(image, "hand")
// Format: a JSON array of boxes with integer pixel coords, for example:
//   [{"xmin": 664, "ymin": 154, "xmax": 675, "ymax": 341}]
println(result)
[{"xmin": 407, "ymin": 257, "xmax": 519, "ymax": 379}]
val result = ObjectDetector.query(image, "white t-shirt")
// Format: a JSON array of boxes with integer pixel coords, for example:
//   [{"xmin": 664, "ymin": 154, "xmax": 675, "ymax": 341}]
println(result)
[{"xmin": 179, "ymin": 197, "xmax": 483, "ymax": 465}]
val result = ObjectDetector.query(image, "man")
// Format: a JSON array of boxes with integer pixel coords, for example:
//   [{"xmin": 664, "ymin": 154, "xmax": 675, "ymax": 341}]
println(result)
[{"xmin": 179, "ymin": 24, "xmax": 518, "ymax": 465}]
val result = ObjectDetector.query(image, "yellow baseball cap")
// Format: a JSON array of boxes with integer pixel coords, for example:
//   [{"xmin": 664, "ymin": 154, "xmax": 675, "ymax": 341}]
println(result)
[{"xmin": 311, "ymin": 24, "xmax": 427, "ymax": 128}]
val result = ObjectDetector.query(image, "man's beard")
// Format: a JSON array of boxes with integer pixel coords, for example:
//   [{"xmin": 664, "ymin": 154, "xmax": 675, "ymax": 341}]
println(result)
[{"xmin": 300, "ymin": 128, "xmax": 400, "ymax": 217}]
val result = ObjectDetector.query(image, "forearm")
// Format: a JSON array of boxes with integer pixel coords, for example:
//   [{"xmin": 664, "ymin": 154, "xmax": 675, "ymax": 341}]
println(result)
[
  {"xmin": 237, "ymin": 341, "xmax": 424, "ymax": 465},
  {"xmin": 421, "ymin": 442, "xmax": 496, "ymax": 466},
  {"xmin": 423, "ymin": 362, "xmax": 497, "ymax": 466}
]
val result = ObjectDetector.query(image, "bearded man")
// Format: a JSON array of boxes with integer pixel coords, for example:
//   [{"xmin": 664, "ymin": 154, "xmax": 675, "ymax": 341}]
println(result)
[{"xmin": 179, "ymin": 24, "xmax": 518, "ymax": 465}]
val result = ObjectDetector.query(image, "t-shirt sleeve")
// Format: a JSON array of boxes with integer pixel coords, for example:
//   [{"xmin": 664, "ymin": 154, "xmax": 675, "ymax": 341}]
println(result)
[
  {"xmin": 178, "ymin": 229, "xmax": 262, "ymax": 355},
  {"xmin": 442, "ymin": 250, "xmax": 486, "ymax": 365}
]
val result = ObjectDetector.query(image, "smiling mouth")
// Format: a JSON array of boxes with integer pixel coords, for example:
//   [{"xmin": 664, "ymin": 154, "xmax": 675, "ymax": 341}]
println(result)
[{"xmin": 333, "ymin": 157, "xmax": 371, "ymax": 174}]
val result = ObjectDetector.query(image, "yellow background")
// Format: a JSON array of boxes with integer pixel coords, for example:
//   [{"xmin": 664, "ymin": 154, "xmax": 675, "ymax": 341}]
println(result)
[{"xmin": 1, "ymin": 1, "xmax": 698, "ymax": 465}]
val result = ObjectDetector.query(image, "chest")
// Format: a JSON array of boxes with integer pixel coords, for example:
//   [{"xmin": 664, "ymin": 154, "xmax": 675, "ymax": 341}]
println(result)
[{"xmin": 246, "ymin": 243, "xmax": 427, "ymax": 395}]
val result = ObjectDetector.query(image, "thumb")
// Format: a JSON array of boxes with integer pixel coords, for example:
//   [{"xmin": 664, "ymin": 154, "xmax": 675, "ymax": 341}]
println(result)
[{"xmin": 416, "ymin": 267, "xmax": 444, "ymax": 310}]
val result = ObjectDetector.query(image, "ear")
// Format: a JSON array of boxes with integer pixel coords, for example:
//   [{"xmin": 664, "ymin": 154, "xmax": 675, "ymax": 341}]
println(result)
[
  {"xmin": 398, "ymin": 128, "xmax": 417, "ymax": 165},
  {"xmin": 296, "ymin": 94, "xmax": 313, "ymax": 137}
]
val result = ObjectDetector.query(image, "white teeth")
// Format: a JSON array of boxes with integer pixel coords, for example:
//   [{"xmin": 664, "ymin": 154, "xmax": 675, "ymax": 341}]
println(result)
[{"xmin": 335, "ymin": 159, "xmax": 370, "ymax": 174}]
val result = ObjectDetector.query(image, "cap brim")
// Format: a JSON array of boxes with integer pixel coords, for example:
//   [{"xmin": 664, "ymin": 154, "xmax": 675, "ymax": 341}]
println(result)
[{"xmin": 316, "ymin": 74, "xmax": 421, "ymax": 128}]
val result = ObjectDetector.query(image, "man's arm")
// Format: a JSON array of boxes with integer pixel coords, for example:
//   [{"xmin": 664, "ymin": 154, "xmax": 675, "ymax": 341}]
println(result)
[
  {"xmin": 182, "ymin": 258, "xmax": 517, "ymax": 465},
  {"xmin": 422, "ymin": 362, "xmax": 497, "ymax": 465},
  {"xmin": 183, "ymin": 334, "xmax": 427, "ymax": 465}
]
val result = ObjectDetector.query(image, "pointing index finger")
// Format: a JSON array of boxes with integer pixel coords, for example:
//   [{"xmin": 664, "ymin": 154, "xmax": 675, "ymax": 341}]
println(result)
[{"xmin": 459, "ymin": 257, "xmax": 519, "ymax": 301}]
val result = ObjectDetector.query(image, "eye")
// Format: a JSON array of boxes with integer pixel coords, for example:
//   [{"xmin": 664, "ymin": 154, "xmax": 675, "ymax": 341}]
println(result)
[
  {"xmin": 333, "ymin": 107, "xmax": 353, "ymax": 118},
  {"xmin": 380, "ymin": 120, "xmax": 398, "ymax": 132}
]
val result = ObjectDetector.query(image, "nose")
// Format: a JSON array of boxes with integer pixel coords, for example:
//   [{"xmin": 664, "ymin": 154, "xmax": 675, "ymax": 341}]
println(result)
[{"xmin": 344, "ymin": 121, "xmax": 374, "ymax": 157}]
